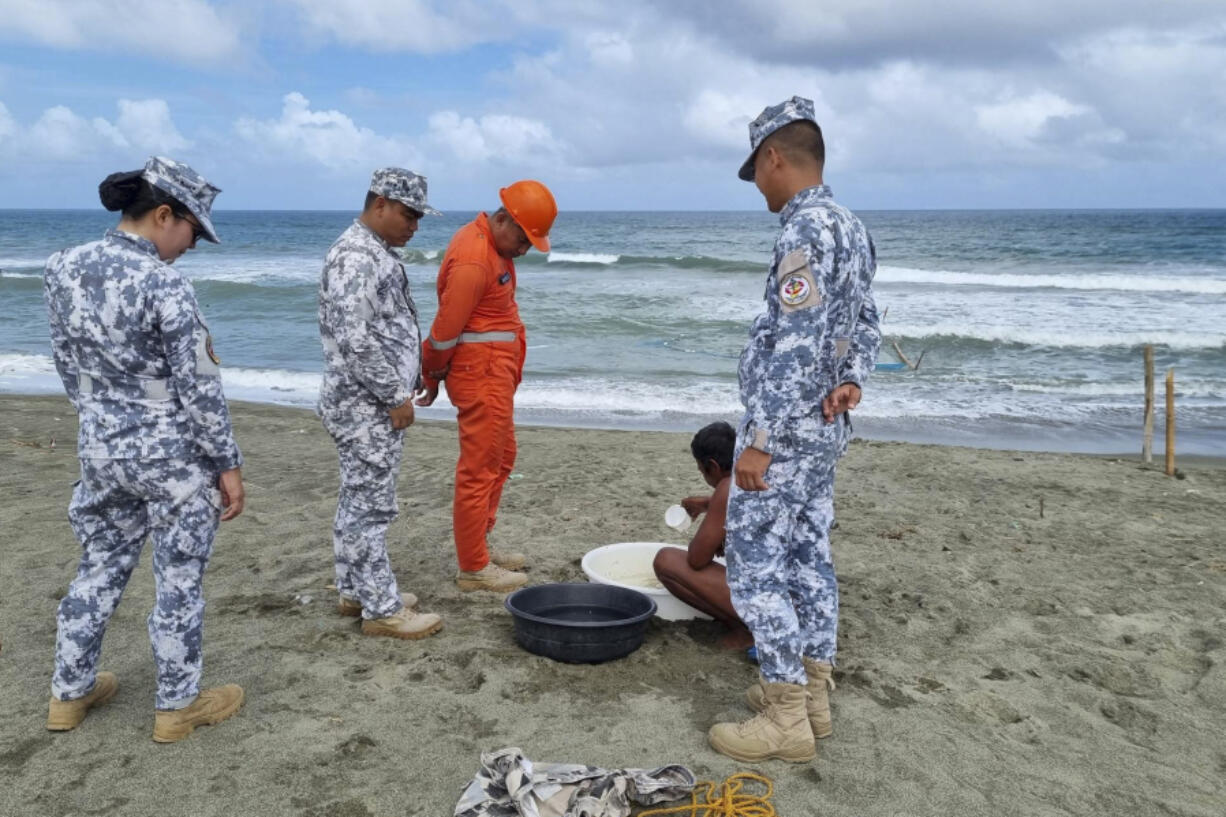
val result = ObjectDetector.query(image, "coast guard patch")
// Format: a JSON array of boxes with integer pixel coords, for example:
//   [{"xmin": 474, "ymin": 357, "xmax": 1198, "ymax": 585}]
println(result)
[
  {"xmin": 777, "ymin": 248, "xmax": 820, "ymax": 313},
  {"xmin": 781, "ymin": 273, "xmax": 810, "ymax": 305}
]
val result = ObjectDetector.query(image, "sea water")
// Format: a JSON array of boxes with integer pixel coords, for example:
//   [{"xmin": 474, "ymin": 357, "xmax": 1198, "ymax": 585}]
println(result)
[{"xmin": 2, "ymin": 208, "xmax": 1223, "ymax": 455}]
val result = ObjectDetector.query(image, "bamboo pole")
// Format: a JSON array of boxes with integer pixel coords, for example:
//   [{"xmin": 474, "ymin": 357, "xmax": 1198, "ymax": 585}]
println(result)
[
  {"xmin": 891, "ymin": 339, "xmax": 914, "ymax": 369},
  {"xmin": 1142, "ymin": 345, "xmax": 1154, "ymax": 463},
  {"xmin": 1165, "ymin": 368, "xmax": 1176, "ymax": 477}
]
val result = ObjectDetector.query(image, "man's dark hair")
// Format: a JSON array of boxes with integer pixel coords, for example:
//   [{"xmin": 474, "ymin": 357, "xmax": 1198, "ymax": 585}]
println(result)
[
  {"xmin": 691, "ymin": 421, "xmax": 736, "ymax": 471},
  {"xmin": 364, "ymin": 190, "xmax": 379, "ymax": 210},
  {"xmin": 98, "ymin": 171, "xmax": 192, "ymax": 220},
  {"xmin": 763, "ymin": 119, "xmax": 825, "ymax": 169}
]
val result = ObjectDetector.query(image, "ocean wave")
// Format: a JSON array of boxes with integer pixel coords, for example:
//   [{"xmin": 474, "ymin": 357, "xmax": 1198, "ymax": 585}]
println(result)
[
  {"xmin": 523, "ymin": 252, "xmax": 757, "ymax": 273},
  {"xmin": 0, "ymin": 352, "xmax": 57, "ymax": 375},
  {"xmin": 1006, "ymin": 379, "xmax": 1223, "ymax": 398},
  {"xmin": 547, "ymin": 251, "xmax": 620, "ymax": 265},
  {"xmin": 877, "ymin": 265, "xmax": 1226, "ymax": 295},
  {"xmin": 889, "ymin": 323, "xmax": 1226, "ymax": 351},
  {"xmin": 0, "ymin": 257, "xmax": 49, "ymax": 271},
  {"xmin": 4, "ymin": 356, "xmax": 1224, "ymax": 444}
]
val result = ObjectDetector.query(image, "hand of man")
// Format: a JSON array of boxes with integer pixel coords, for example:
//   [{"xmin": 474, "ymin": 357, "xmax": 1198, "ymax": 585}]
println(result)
[
  {"xmin": 218, "ymin": 467, "xmax": 245, "ymax": 522},
  {"xmin": 680, "ymin": 496, "xmax": 710, "ymax": 518},
  {"xmin": 822, "ymin": 383, "xmax": 862, "ymax": 423},
  {"xmin": 426, "ymin": 363, "xmax": 450, "ymax": 382},
  {"xmin": 388, "ymin": 399, "xmax": 415, "ymax": 430},
  {"xmin": 414, "ymin": 383, "xmax": 439, "ymax": 407},
  {"xmin": 734, "ymin": 448, "xmax": 771, "ymax": 492}
]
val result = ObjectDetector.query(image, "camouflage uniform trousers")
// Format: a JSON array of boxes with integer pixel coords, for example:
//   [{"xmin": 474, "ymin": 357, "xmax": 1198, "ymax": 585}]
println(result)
[
  {"xmin": 52, "ymin": 457, "xmax": 221, "ymax": 710},
  {"xmin": 725, "ymin": 434, "xmax": 839, "ymax": 686},
  {"xmin": 328, "ymin": 416, "xmax": 405, "ymax": 620}
]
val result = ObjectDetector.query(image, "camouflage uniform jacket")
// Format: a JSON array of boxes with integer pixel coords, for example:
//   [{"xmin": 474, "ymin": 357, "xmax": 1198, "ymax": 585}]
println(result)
[
  {"xmin": 739, "ymin": 185, "xmax": 881, "ymax": 454},
  {"xmin": 318, "ymin": 219, "xmax": 422, "ymax": 420},
  {"xmin": 44, "ymin": 229, "xmax": 242, "ymax": 471}
]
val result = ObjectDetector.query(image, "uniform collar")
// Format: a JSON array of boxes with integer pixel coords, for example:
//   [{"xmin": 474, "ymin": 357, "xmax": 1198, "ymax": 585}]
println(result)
[
  {"xmin": 105, "ymin": 228, "xmax": 161, "ymax": 259},
  {"xmin": 779, "ymin": 184, "xmax": 832, "ymax": 226},
  {"xmin": 475, "ymin": 211, "xmax": 498, "ymax": 252},
  {"xmin": 352, "ymin": 218, "xmax": 399, "ymax": 258}
]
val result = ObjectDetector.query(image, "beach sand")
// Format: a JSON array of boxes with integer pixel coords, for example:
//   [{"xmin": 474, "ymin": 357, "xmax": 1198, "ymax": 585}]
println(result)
[{"xmin": 2, "ymin": 394, "xmax": 1224, "ymax": 817}]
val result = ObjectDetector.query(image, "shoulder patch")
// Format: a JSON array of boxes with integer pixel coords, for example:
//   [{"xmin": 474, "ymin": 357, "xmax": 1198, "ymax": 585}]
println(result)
[{"xmin": 777, "ymin": 248, "xmax": 821, "ymax": 313}]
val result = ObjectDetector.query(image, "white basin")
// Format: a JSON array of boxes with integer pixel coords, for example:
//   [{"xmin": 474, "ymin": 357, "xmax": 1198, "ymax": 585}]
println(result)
[{"xmin": 581, "ymin": 542, "xmax": 716, "ymax": 621}]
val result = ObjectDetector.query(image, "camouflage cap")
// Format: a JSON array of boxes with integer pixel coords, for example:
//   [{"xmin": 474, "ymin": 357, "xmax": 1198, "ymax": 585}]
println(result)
[
  {"xmin": 141, "ymin": 156, "xmax": 222, "ymax": 243},
  {"xmin": 369, "ymin": 168, "xmax": 441, "ymax": 216},
  {"xmin": 738, "ymin": 95, "xmax": 818, "ymax": 181}
]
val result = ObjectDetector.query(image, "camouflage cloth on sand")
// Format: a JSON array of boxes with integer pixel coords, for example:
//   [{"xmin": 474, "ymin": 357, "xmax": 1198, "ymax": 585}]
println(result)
[{"xmin": 455, "ymin": 746, "xmax": 695, "ymax": 817}]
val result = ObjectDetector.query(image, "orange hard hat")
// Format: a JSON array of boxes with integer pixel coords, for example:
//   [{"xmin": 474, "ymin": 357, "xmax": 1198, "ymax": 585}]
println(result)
[{"xmin": 499, "ymin": 180, "xmax": 556, "ymax": 253}]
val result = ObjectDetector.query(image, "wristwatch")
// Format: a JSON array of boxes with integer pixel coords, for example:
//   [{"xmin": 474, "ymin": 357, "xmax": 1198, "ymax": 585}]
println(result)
[{"xmin": 748, "ymin": 426, "xmax": 771, "ymax": 454}]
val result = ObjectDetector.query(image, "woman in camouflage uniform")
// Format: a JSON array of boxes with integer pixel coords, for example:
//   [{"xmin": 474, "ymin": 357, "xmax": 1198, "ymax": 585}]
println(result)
[{"xmin": 43, "ymin": 157, "xmax": 246, "ymax": 743}]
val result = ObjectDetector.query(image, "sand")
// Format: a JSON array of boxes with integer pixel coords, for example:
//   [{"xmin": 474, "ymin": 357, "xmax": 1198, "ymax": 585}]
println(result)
[{"xmin": 2, "ymin": 394, "xmax": 1224, "ymax": 817}]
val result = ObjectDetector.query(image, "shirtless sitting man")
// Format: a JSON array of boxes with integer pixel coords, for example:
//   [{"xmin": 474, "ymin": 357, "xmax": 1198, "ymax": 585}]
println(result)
[{"xmin": 652, "ymin": 421, "xmax": 753, "ymax": 649}]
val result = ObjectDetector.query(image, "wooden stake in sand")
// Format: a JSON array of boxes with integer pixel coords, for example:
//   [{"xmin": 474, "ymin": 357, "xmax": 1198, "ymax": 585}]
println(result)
[
  {"xmin": 1142, "ymin": 345, "xmax": 1154, "ymax": 463},
  {"xmin": 1165, "ymin": 368, "xmax": 1176, "ymax": 477}
]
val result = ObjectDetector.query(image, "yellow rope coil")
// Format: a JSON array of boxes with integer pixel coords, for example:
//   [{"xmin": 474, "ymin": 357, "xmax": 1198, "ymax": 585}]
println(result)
[{"xmin": 637, "ymin": 772, "xmax": 777, "ymax": 817}]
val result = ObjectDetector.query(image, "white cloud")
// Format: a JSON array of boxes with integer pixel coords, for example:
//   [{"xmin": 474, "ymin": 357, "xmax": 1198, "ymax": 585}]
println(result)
[
  {"xmin": 0, "ymin": 101, "xmax": 14, "ymax": 142},
  {"xmin": 0, "ymin": 0, "xmax": 241, "ymax": 63},
  {"xmin": 650, "ymin": 1, "xmax": 1226, "ymax": 67},
  {"xmin": 0, "ymin": 97, "xmax": 190, "ymax": 161},
  {"xmin": 115, "ymin": 99, "xmax": 191, "ymax": 153},
  {"xmin": 234, "ymin": 92, "xmax": 421, "ymax": 169},
  {"xmin": 976, "ymin": 92, "xmax": 1091, "ymax": 149},
  {"xmin": 3, "ymin": 2, "xmax": 1225, "ymax": 207},
  {"xmin": 682, "ymin": 91, "xmax": 756, "ymax": 151},
  {"xmin": 583, "ymin": 32, "xmax": 635, "ymax": 67},
  {"xmin": 1060, "ymin": 25, "xmax": 1226, "ymax": 156},
  {"xmin": 283, "ymin": 0, "xmax": 518, "ymax": 52},
  {"xmin": 427, "ymin": 110, "xmax": 565, "ymax": 165},
  {"xmin": 25, "ymin": 107, "xmax": 121, "ymax": 160}
]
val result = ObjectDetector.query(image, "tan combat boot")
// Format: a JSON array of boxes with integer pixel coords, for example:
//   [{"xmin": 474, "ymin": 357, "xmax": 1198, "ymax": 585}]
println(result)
[
  {"xmin": 490, "ymin": 549, "xmax": 528, "ymax": 571},
  {"xmin": 360, "ymin": 607, "xmax": 443, "ymax": 640},
  {"xmin": 709, "ymin": 680, "xmax": 816, "ymax": 763},
  {"xmin": 153, "ymin": 685, "xmax": 244, "ymax": 743},
  {"xmin": 456, "ymin": 563, "xmax": 529, "ymax": 593},
  {"xmin": 46, "ymin": 671, "xmax": 119, "ymax": 731},
  {"xmin": 337, "ymin": 592, "xmax": 418, "ymax": 617},
  {"xmin": 745, "ymin": 657, "xmax": 835, "ymax": 738}
]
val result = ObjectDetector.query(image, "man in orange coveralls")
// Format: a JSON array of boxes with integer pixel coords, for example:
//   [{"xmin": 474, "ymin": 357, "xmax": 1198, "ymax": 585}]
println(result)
[{"xmin": 416, "ymin": 180, "xmax": 557, "ymax": 592}]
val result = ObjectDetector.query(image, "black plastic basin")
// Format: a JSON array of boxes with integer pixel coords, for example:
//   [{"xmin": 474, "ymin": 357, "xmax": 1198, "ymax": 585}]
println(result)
[{"xmin": 505, "ymin": 583, "xmax": 657, "ymax": 664}]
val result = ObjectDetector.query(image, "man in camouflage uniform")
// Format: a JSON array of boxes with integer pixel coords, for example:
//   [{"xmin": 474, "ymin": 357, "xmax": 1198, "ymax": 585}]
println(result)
[
  {"xmin": 44, "ymin": 156, "xmax": 246, "ymax": 742},
  {"xmin": 709, "ymin": 96, "xmax": 881, "ymax": 763},
  {"xmin": 318, "ymin": 168, "xmax": 443, "ymax": 640}
]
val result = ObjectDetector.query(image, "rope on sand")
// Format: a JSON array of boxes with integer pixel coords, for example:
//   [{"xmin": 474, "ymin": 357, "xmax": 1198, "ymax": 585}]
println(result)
[{"xmin": 638, "ymin": 772, "xmax": 777, "ymax": 816}]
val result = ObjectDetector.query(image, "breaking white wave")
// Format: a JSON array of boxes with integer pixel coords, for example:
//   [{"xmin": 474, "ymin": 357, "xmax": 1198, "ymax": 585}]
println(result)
[
  {"xmin": 547, "ymin": 252, "xmax": 620, "ymax": 265},
  {"xmin": 888, "ymin": 323, "xmax": 1226, "ymax": 351},
  {"xmin": 877, "ymin": 265, "xmax": 1226, "ymax": 295}
]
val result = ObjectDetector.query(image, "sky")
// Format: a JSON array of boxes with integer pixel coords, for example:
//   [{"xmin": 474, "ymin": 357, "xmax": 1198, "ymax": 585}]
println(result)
[{"xmin": 0, "ymin": 0, "xmax": 1224, "ymax": 211}]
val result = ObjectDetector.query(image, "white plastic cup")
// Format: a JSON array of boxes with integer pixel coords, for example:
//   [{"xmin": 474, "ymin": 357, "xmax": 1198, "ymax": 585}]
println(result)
[{"xmin": 664, "ymin": 504, "xmax": 691, "ymax": 531}]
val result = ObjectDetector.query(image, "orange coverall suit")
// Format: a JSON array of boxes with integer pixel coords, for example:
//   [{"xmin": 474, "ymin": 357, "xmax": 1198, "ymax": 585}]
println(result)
[{"xmin": 423, "ymin": 213, "xmax": 526, "ymax": 572}]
